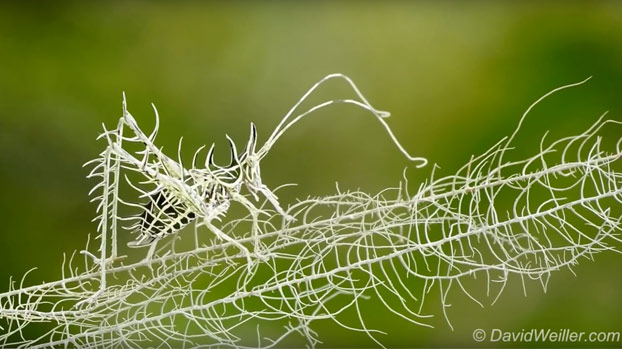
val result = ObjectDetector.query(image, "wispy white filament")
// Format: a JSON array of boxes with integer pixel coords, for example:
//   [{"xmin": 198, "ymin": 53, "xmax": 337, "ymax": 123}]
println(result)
[{"xmin": 0, "ymin": 76, "xmax": 620, "ymax": 348}]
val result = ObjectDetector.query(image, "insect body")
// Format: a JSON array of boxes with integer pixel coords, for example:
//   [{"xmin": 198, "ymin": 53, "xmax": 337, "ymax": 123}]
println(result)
[
  {"xmin": 124, "ymin": 122, "xmax": 279, "ymax": 261},
  {"xmin": 128, "ymin": 190, "xmax": 197, "ymax": 246},
  {"xmin": 87, "ymin": 73, "xmax": 428, "ymax": 278}
]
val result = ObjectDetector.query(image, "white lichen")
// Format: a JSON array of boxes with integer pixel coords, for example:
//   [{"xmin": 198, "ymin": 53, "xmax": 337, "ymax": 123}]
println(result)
[{"xmin": 0, "ymin": 76, "xmax": 620, "ymax": 348}]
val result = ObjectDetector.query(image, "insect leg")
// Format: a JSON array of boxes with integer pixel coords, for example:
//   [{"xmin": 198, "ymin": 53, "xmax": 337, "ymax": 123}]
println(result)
[
  {"xmin": 230, "ymin": 193, "xmax": 271, "ymax": 260},
  {"xmin": 203, "ymin": 217, "xmax": 254, "ymax": 270},
  {"xmin": 144, "ymin": 240, "xmax": 159, "ymax": 263},
  {"xmin": 254, "ymin": 184, "xmax": 295, "ymax": 222},
  {"xmin": 78, "ymin": 117, "xmax": 127, "ymax": 307},
  {"xmin": 193, "ymin": 221, "xmax": 200, "ymax": 250},
  {"xmin": 109, "ymin": 116, "xmax": 125, "ymax": 261}
]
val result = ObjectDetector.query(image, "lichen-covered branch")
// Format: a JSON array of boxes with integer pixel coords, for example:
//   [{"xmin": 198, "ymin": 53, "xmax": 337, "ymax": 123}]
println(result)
[{"xmin": 1, "ymin": 79, "xmax": 621, "ymax": 348}]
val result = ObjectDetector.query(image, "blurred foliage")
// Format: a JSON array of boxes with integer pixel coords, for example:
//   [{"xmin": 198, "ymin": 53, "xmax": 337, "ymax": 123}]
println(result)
[{"xmin": 0, "ymin": 1, "xmax": 621, "ymax": 347}]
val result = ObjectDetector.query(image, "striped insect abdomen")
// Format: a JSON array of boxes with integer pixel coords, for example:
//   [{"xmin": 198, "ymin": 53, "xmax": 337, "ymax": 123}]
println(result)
[{"xmin": 129, "ymin": 190, "xmax": 197, "ymax": 247}]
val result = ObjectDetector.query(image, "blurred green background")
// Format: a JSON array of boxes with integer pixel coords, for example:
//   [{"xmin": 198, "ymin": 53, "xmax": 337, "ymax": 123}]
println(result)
[{"xmin": 1, "ymin": 1, "xmax": 621, "ymax": 347}]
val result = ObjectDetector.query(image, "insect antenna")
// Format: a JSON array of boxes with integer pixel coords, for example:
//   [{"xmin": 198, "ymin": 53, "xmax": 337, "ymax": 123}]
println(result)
[{"xmin": 257, "ymin": 73, "xmax": 428, "ymax": 168}]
